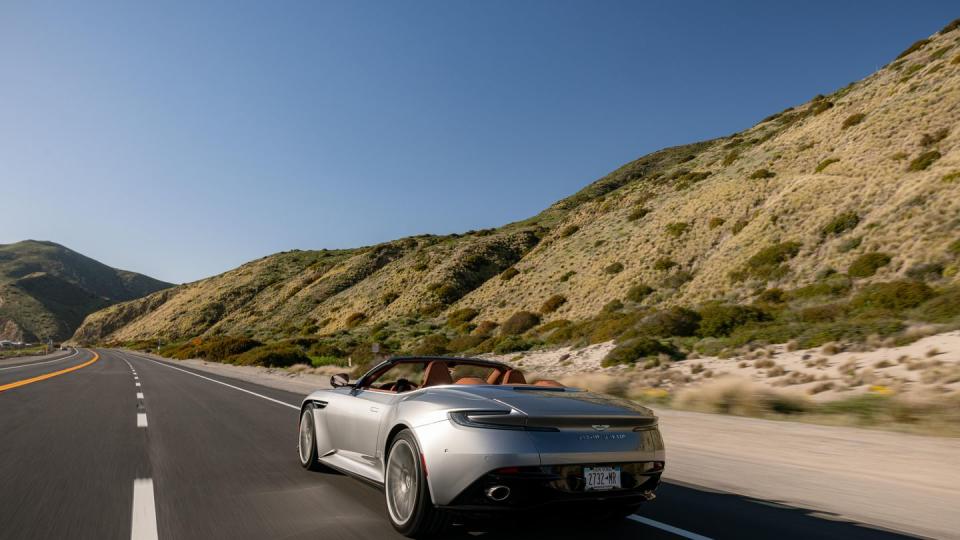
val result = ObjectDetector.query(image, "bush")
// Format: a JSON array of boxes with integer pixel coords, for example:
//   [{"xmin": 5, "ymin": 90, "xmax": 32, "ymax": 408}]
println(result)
[
  {"xmin": 949, "ymin": 239, "xmax": 960, "ymax": 256},
  {"xmin": 232, "ymin": 343, "xmax": 309, "ymax": 367},
  {"xmin": 446, "ymin": 308, "xmax": 479, "ymax": 327},
  {"xmin": 165, "ymin": 336, "xmax": 262, "ymax": 361},
  {"xmin": 750, "ymin": 169, "xmax": 776, "ymax": 179},
  {"xmin": 941, "ymin": 18, "xmax": 960, "ymax": 34},
  {"xmin": 661, "ymin": 270, "xmax": 694, "ymax": 289},
  {"xmin": 473, "ymin": 320, "xmax": 499, "ymax": 336},
  {"xmin": 896, "ymin": 38, "xmax": 930, "ymax": 59},
  {"xmin": 821, "ymin": 211, "xmax": 860, "ymax": 237},
  {"xmin": 345, "ymin": 312, "xmax": 367, "ymax": 328},
  {"xmin": 559, "ymin": 270, "xmax": 576, "ymax": 282},
  {"xmin": 850, "ymin": 280, "xmax": 935, "ymax": 311},
  {"xmin": 636, "ymin": 307, "xmax": 701, "ymax": 337},
  {"xmin": 697, "ymin": 304, "xmax": 769, "ymax": 337},
  {"xmin": 380, "ymin": 291, "xmax": 400, "ymax": 306},
  {"xmin": 814, "ymin": 158, "xmax": 840, "ymax": 173},
  {"xmin": 602, "ymin": 338, "xmax": 682, "ymax": 367},
  {"xmin": 848, "ymin": 252, "xmax": 891, "ymax": 278},
  {"xmin": 756, "ymin": 288, "xmax": 786, "ymax": 304},
  {"xmin": 665, "ymin": 222, "xmax": 690, "ymax": 237},
  {"xmin": 731, "ymin": 219, "xmax": 749, "ymax": 235},
  {"xmin": 500, "ymin": 311, "xmax": 541, "ymax": 335},
  {"xmin": 943, "ymin": 171, "xmax": 960, "ymax": 183},
  {"xmin": 626, "ymin": 284, "xmax": 654, "ymax": 303},
  {"xmin": 722, "ymin": 151, "xmax": 739, "ymax": 166},
  {"xmin": 500, "ymin": 267, "xmax": 520, "ymax": 281},
  {"xmin": 602, "ymin": 299, "xmax": 624, "ymax": 313},
  {"xmin": 745, "ymin": 241, "xmax": 802, "ymax": 280},
  {"xmin": 540, "ymin": 294, "xmax": 567, "ymax": 314},
  {"xmin": 653, "ymin": 258, "xmax": 677, "ymax": 271},
  {"xmin": 413, "ymin": 334, "xmax": 449, "ymax": 356},
  {"xmin": 920, "ymin": 128, "xmax": 949, "ymax": 146},
  {"xmin": 842, "ymin": 113, "xmax": 866, "ymax": 129},
  {"xmin": 797, "ymin": 303, "xmax": 848, "ymax": 323},
  {"xmin": 560, "ymin": 225, "xmax": 580, "ymax": 238},
  {"xmin": 908, "ymin": 151, "xmax": 941, "ymax": 171},
  {"xmin": 837, "ymin": 236, "xmax": 862, "ymax": 253},
  {"xmin": 905, "ymin": 262, "xmax": 944, "ymax": 281},
  {"xmin": 493, "ymin": 335, "xmax": 535, "ymax": 354},
  {"xmin": 604, "ymin": 262, "xmax": 624, "ymax": 274},
  {"xmin": 810, "ymin": 100, "xmax": 833, "ymax": 115},
  {"xmin": 913, "ymin": 286, "xmax": 960, "ymax": 322},
  {"xmin": 627, "ymin": 208, "xmax": 650, "ymax": 222},
  {"xmin": 708, "ymin": 217, "xmax": 725, "ymax": 229},
  {"xmin": 446, "ymin": 334, "xmax": 487, "ymax": 352}
]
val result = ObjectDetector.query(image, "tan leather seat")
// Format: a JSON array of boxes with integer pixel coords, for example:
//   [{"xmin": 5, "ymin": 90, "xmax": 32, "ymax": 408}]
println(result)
[
  {"xmin": 533, "ymin": 379, "xmax": 564, "ymax": 387},
  {"xmin": 455, "ymin": 377, "xmax": 486, "ymax": 385},
  {"xmin": 422, "ymin": 361, "xmax": 453, "ymax": 387},
  {"xmin": 502, "ymin": 369, "xmax": 526, "ymax": 385}
]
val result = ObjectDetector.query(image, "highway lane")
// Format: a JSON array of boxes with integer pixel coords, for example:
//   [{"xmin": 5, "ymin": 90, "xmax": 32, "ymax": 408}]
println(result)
[{"xmin": 0, "ymin": 348, "xmax": 922, "ymax": 540}]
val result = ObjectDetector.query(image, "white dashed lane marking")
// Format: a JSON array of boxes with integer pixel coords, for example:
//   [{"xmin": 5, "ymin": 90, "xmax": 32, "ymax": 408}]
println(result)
[
  {"xmin": 137, "ymin": 392, "xmax": 144, "ymax": 399},
  {"xmin": 131, "ymin": 478, "xmax": 158, "ymax": 540}
]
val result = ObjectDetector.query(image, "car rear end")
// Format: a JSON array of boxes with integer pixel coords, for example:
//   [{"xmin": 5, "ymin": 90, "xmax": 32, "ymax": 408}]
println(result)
[{"xmin": 421, "ymin": 386, "xmax": 665, "ymax": 518}]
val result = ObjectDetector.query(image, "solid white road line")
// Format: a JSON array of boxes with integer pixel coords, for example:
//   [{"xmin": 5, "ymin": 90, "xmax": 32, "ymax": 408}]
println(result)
[
  {"xmin": 0, "ymin": 349, "xmax": 79, "ymax": 371},
  {"xmin": 137, "ymin": 392, "xmax": 144, "ymax": 399},
  {"xmin": 628, "ymin": 515, "xmax": 713, "ymax": 540},
  {"xmin": 131, "ymin": 478, "xmax": 159, "ymax": 540},
  {"xmin": 136, "ymin": 382, "xmax": 141, "ymax": 387},
  {"xmin": 135, "ymin": 354, "xmax": 298, "ymax": 410},
  {"xmin": 137, "ymin": 413, "xmax": 148, "ymax": 428}
]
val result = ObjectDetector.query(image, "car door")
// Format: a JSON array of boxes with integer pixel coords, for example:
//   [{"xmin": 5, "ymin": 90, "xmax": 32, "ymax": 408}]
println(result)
[{"xmin": 334, "ymin": 388, "xmax": 397, "ymax": 465}]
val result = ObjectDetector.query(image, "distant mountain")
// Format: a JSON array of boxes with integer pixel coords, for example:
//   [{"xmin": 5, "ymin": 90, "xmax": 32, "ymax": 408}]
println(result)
[
  {"xmin": 75, "ymin": 20, "xmax": 960, "ymax": 354},
  {"xmin": 0, "ymin": 240, "xmax": 173, "ymax": 341}
]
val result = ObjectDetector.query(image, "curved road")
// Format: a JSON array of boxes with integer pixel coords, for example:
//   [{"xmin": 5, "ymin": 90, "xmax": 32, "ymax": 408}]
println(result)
[{"xmin": 0, "ymin": 349, "xmax": 919, "ymax": 539}]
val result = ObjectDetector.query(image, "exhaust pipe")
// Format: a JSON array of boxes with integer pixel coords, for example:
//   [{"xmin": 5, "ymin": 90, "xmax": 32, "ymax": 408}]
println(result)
[{"xmin": 484, "ymin": 485, "xmax": 511, "ymax": 502}]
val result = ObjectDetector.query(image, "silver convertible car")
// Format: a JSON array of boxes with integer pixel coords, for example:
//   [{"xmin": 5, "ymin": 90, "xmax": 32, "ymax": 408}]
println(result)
[{"xmin": 297, "ymin": 356, "xmax": 665, "ymax": 537}]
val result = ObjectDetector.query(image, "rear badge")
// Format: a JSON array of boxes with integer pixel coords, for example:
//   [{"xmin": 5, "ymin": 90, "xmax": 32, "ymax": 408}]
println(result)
[
  {"xmin": 592, "ymin": 424, "xmax": 610, "ymax": 431},
  {"xmin": 578, "ymin": 433, "xmax": 626, "ymax": 440}
]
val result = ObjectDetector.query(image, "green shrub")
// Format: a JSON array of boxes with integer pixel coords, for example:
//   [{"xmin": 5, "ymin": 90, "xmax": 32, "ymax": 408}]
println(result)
[
  {"xmin": 665, "ymin": 222, "xmax": 690, "ymax": 237},
  {"xmin": 905, "ymin": 262, "xmax": 944, "ymax": 281},
  {"xmin": 559, "ymin": 270, "xmax": 576, "ymax": 282},
  {"xmin": 626, "ymin": 284, "xmax": 654, "ymax": 302},
  {"xmin": 493, "ymin": 335, "xmax": 535, "ymax": 354},
  {"xmin": 627, "ymin": 207, "xmax": 650, "ymax": 222},
  {"xmin": 380, "ymin": 291, "xmax": 400, "ymax": 306},
  {"xmin": 661, "ymin": 270, "xmax": 693, "ymax": 289},
  {"xmin": 797, "ymin": 303, "xmax": 848, "ymax": 323},
  {"xmin": 560, "ymin": 225, "xmax": 580, "ymax": 238},
  {"xmin": 540, "ymin": 294, "xmax": 567, "ymax": 314},
  {"xmin": 850, "ymin": 280, "xmax": 934, "ymax": 311},
  {"xmin": 604, "ymin": 262, "xmax": 624, "ymax": 274},
  {"xmin": 942, "ymin": 171, "xmax": 960, "ymax": 183},
  {"xmin": 722, "ymin": 151, "xmax": 739, "ymax": 166},
  {"xmin": 920, "ymin": 127, "xmax": 949, "ymax": 146},
  {"xmin": 841, "ymin": 113, "xmax": 866, "ymax": 129},
  {"xmin": 500, "ymin": 267, "xmax": 520, "ymax": 281},
  {"xmin": 708, "ymin": 217, "xmax": 725, "ymax": 229},
  {"xmin": 750, "ymin": 169, "xmax": 776, "ymax": 179},
  {"xmin": 653, "ymin": 258, "xmax": 677, "ymax": 271},
  {"xmin": 837, "ymin": 236, "xmax": 862, "ymax": 253},
  {"xmin": 848, "ymin": 252, "xmax": 891, "ymax": 278},
  {"xmin": 814, "ymin": 158, "xmax": 840, "ymax": 173},
  {"xmin": 446, "ymin": 308, "xmax": 479, "ymax": 327},
  {"xmin": 940, "ymin": 18, "xmax": 960, "ymax": 34},
  {"xmin": 473, "ymin": 320, "xmax": 499, "ymax": 336},
  {"xmin": 310, "ymin": 356, "xmax": 345, "ymax": 368},
  {"xmin": 232, "ymin": 343, "xmax": 309, "ymax": 367},
  {"xmin": 948, "ymin": 239, "xmax": 960, "ymax": 256},
  {"xmin": 602, "ymin": 338, "xmax": 682, "ymax": 367},
  {"xmin": 907, "ymin": 151, "xmax": 941, "ymax": 171},
  {"xmin": 413, "ymin": 334, "xmax": 449, "ymax": 356},
  {"xmin": 602, "ymin": 299, "xmax": 624, "ymax": 313},
  {"xmin": 447, "ymin": 334, "xmax": 488, "ymax": 352},
  {"xmin": 789, "ymin": 276, "xmax": 852, "ymax": 299},
  {"xmin": 896, "ymin": 38, "xmax": 930, "ymax": 59},
  {"xmin": 165, "ymin": 336, "xmax": 262, "ymax": 361},
  {"xmin": 756, "ymin": 288, "xmax": 786, "ymax": 304},
  {"xmin": 697, "ymin": 304, "xmax": 769, "ymax": 337},
  {"xmin": 500, "ymin": 311, "xmax": 541, "ymax": 335},
  {"xmin": 821, "ymin": 211, "xmax": 860, "ymax": 237},
  {"xmin": 913, "ymin": 286, "xmax": 960, "ymax": 322},
  {"xmin": 745, "ymin": 241, "xmax": 802, "ymax": 280},
  {"xmin": 636, "ymin": 307, "xmax": 701, "ymax": 337},
  {"xmin": 309, "ymin": 341, "xmax": 345, "ymax": 358},
  {"xmin": 810, "ymin": 100, "xmax": 833, "ymax": 115},
  {"xmin": 345, "ymin": 312, "xmax": 367, "ymax": 328},
  {"xmin": 731, "ymin": 219, "xmax": 749, "ymax": 234}
]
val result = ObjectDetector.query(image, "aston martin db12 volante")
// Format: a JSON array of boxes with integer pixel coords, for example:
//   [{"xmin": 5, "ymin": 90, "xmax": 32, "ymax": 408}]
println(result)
[{"xmin": 297, "ymin": 356, "xmax": 665, "ymax": 537}]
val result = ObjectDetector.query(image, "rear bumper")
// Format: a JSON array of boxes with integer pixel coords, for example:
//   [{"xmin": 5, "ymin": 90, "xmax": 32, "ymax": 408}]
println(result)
[{"xmin": 439, "ymin": 462, "xmax": 663, "ymax": 516}]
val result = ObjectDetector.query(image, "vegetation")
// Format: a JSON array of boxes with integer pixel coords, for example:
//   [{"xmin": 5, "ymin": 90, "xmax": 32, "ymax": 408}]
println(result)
[
  {"xmin": 540, "ymin": 294, "xmax": 567, "ymax": 314},
  {"xmin": 920, "ymin": 127, "xmax": 949, "ymax": 146},
  {"xmin": 560, "ymin": 225, "xmax": 580, "ymax": 238},
  {"xmin": 446, "ymin": 308, "xmax": 479, "ymax": 327},
  {"xmin": 661, "ymin": 270, "xmax": 693, "ymax": 289},
  {"xmin": 821, "ymin": 211, "xmax": 860, "ymax": 237},
  {"xmin": 708, "ymin": 217, "xmax": 725, "ymax": 229},
  {"xmin": 500, "ymin": 311, "xmax": 541, "ymax": 335},
  {"xmin": 848, "ymin": 252, "xmax": 892, "ymax": 278},
  {"xmin": 849, "ymin": 280, "xmax": 934, "ymax": 311},
  {"xmin": 626, "ymin": 284, "xmax": 654, "ymax": 303},
  {"xmin": 500, "ymin": 267, "xmax": 520, "ymax": 281},
  {"xmin": 665, "ymin": 222, "xmax": 690, "ymax": 237},
  {"xmin": 627, "ymin": 208, "xmax": 650, "ymax": 222},
  {"xmin": 842, "ymin": 113, "xmax": 866, "ymax": 129},
  {"xmin": 697, "ymin": 304, "xmax": 769, "ymax": 337},
  {"xmin": 908, "ymin": 151, "xmax": 941, "ymax": 171},
  {"xmin": 896, "ymin": 38, "xmax": 930, "ymax": 59},
  {"xmin": 749, "ymin": 169, "xmax": 776, "ymax": 179},
  {"xmin": 604, "ymin": 262, "xmax": 624, "ymax": 274},
  {"xmin": 814, "ymin": 158, "xmax": 840, "ymax": 173},
  {"xmin": 739, "ymin": 241, "xmax": 802, "ymax": 281},
  {"xmin": 602, "ymin": 337, "xmax": 682, "ymax": 367},
  {"xmin": 653, "ymin": 258, "xmax": 677, "ymax": 271}
]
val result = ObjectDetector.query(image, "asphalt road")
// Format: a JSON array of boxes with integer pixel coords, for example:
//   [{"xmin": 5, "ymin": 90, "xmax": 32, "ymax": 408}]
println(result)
[{"xmin": 0, "ymin": 349, "xmax": 922, "ymax": 540}]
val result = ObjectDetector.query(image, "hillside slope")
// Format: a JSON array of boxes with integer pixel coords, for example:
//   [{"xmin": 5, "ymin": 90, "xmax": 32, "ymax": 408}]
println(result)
[
  {"xmin": 0, "ymin": 240, "xmax": 173, "ymax": 341},
  {"xmin": 75, "ymin": 21, "xmax": 960, "ymax": 356}
]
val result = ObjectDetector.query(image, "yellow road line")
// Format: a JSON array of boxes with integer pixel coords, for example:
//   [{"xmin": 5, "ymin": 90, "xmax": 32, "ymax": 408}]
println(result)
[{"xmin": 0, "ymin": 350, "xmax": 100, "ymax": 393}]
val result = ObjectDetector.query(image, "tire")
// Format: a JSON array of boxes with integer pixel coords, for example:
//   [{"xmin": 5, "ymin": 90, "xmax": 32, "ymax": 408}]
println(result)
[
  {"xmin": 298, "ymin": 404, "xmax": 323, "ymax": 471},
  {"xmin": 385, "ymin": 429, "xmax": 449, "ymax": 537}
]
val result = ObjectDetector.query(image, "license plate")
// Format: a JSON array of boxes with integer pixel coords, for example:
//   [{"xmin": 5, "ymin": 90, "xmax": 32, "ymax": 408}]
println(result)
[{"xmin": 583, "ymin": 466, "xmax": 621, "ymax": 491}]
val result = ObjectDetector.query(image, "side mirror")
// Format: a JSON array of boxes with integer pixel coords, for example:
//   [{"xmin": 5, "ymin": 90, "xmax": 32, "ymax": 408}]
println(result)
[{"xmin": 330, "ymin": 373, "xmax": 352, "ymax": 388}]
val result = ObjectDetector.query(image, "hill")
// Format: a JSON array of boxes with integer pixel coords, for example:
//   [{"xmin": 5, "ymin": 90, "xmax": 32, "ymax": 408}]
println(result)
[
  {"xmin": 0, "ymin": 240, "xmax": 173, "ymax": 341},
  {"xmin": 74, "ymin": 20, "xmax": 960, "ymax": 369}
]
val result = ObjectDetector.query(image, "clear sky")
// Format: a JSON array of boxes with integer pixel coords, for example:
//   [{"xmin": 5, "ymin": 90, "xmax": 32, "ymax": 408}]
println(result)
[{"xmin": 1, "ymin": 1, "xmax": 956, "ymax": 283}]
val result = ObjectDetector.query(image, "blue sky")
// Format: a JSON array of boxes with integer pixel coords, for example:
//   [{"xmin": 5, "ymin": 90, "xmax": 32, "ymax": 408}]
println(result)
[{"xmin": 1, "ymin": 1, "xmax": 956, "ymax": 283}]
